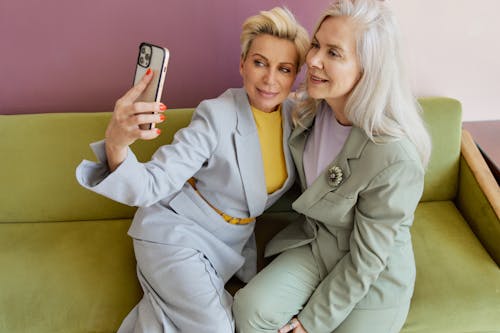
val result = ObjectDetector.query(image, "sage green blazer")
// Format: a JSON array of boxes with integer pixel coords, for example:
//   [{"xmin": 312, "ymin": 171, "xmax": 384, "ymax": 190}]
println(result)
[{"xmin": 265, "ymin": 107, "xmax": 425, "ymax": 332}]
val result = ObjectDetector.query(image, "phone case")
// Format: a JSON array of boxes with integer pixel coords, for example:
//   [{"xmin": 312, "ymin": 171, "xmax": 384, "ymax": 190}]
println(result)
[{"xmin": 133, "ymin": 42, "xmax": 170, "ymax": 129}]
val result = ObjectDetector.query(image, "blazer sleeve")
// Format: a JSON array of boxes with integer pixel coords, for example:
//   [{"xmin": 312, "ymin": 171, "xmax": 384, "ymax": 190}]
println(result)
[
  {"xmin": 75, "ymin": 101, "xmax": 221, "ymax": 207},
  {"xmin": 298, "ymin": 159, "xmax": 424, "ymax": 332}
]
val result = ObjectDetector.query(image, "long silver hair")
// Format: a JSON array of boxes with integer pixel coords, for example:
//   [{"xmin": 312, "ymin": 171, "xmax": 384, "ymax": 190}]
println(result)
[{"xmin": 294, "ymin": 0, "xmax": 431, "ymax": 166}]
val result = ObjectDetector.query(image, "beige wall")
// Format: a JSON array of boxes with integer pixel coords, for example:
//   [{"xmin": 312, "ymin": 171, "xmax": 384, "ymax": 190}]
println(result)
[{"xmin": 389, "ymin": 0, "xmax": 499, "ymax": 121}]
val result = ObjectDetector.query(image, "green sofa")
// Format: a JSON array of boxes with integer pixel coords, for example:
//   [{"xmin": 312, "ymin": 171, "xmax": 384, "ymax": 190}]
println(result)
[{"xmin": 1, "ymin": 97, "xmax": 499, "ymax": 333}]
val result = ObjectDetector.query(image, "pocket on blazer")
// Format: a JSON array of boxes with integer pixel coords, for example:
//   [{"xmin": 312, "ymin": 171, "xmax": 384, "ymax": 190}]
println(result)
[
  {"xmin": 168, "ymin": 189, "xmax": 219, "ymax": 233},
  {"xmin": 307, "ymin": 191, "xmax": 356, "ymax": 226},
  {"xmin": 168, "ymin": 186, "xmax": 246, "ymax": 234},
  {"xmin": 322, "ymin": 190, "xmax": 355, "ymax": 202}
]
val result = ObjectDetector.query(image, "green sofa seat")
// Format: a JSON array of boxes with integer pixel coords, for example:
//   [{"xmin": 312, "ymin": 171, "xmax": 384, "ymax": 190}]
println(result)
[
  {"xmin": 0, "ymin": 219, "xmax": 138, "ymax": 332},
  {"xmin": 0, "ymin": 99, "xmax": 498, "ymax": 333},
  {"xmin": 407, "ymin": 202, "xmax": 499, "ymax": 332}
]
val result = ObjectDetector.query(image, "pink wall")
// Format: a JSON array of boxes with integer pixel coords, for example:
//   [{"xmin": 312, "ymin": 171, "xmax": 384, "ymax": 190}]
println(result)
[
  {"xmin": 6, "ymin": 1, "xmax": 494, "ymax": 120},
  {"xmin": 389, "ymin": 0, "xmax": 500, "ymax": 121},
  {"xmin": 0, "ymin": 0, "xmax": 330, "ymax": 114}
]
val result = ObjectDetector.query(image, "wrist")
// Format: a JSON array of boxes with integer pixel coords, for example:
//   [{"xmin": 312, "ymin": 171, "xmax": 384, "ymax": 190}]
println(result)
[
  {"xmin": 104, "ymin": 140, "xmax": 128, "ymax": 172},
  {"xmin": 105, "ymin": 140, "xmax": 126, "ymax": 154}
]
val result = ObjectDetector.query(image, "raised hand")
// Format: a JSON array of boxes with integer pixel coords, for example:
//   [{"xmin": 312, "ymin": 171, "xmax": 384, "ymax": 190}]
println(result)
[{"xmin": 105, "ymin": 68, "xmax": 167, "ymax": 171}]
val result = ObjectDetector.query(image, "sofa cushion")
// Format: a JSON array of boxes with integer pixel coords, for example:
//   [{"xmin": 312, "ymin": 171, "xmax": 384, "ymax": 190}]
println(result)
[
  {"xmin": 0, "ymin": 219, "xmax": 141, "ymax": 332},
  {"xmin": 404, "ymin": 201, "xmax": 500, "ymax": 332}
]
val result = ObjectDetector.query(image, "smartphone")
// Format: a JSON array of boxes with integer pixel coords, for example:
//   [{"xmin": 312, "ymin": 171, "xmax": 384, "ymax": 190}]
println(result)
[{"xmin": 133, "ymin": 42, "xmax": 170, "ymax": 130}]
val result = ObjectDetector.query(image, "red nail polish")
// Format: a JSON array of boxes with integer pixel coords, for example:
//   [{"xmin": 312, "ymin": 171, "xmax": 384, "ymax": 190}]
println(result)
[
  {"xmin": 146, "ymin": 68, "xmax": 152, "ymax": 75},
  {"xmin": 159, "ymin": 114, "xmax": 165, "ymax": 121},
  {"xmin": 156, "ymin": 129, "xmax": 161, "ymax": 135},
  {"xmin": 159, "ymin": 103, "xmax": 167, "ymax": 111}
]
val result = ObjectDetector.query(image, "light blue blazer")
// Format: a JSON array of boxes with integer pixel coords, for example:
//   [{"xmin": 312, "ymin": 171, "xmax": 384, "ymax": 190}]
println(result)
[
  {"xmin": 265, "ymin": 102, "xmax": 425, "ymax": 332},
  {"xmin": 76, "ymin": 88, "xmax": 296, "ymax": 283}
]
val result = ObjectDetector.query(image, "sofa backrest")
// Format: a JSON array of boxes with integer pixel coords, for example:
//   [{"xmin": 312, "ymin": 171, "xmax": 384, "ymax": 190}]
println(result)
[
  {"xmin": 419, "ymin": 97, "xmax": 462, "ymax": 201},
  {"xmin": 0, "ymin": 109, "xmax": 194, "ymax": 223},
  {"xmin": 0, "ymin": 97, "xmax": 462, "ymax": 223}
]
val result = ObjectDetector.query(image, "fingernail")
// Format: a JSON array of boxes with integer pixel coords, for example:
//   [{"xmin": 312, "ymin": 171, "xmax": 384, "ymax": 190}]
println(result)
[
  {"xmin": 159, "ymin": 103, "xmax": 167, "ymax": 111},
  {"xmin": 159, "ymin": 114, "xmax": 166, "ymax": 121},
  {"xmin": 156, "ymin": 128, "xmax": 161, "ymax": 135},
  {"xmin": 146, "ymin": 68, "xmax": 152, "ymax": 75}
]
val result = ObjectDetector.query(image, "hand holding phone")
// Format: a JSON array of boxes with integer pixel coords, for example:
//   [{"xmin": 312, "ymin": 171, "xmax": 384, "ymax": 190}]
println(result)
[
  {"xmin": 133, "ymin": 42, "xmax": 170, "ymax": 130},
  {"xmin": 105, "ymin": 70, "xmax": 166, "ymax": 171},
  {"xmin": 104, "ymin": 43, "xmax": 169, "ymax": 171}
]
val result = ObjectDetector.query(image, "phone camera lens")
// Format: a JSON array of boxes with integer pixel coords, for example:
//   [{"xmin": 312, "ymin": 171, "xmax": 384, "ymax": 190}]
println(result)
[
  {"xmin": 145, "ymin": 54, "xmax": 151, "ymax": 60},
  {"xmin": 141, "ymin": 47, "xmax": 146, "ymax": 54}
]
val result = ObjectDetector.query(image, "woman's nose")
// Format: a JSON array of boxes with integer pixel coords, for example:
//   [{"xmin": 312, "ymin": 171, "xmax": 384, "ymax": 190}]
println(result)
[
  {"xmin": 263, "ymin": 69, "xmax": 277, "ymax": 85},
  {"xmin": 308, "ymin": 50, "xmax": 323, "ymax": 69}
]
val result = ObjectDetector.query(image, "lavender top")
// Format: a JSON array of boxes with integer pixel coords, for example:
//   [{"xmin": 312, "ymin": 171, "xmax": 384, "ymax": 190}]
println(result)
[{"xmin": 303, "ymin": 103, "xmax": 352, "ymax": 187}]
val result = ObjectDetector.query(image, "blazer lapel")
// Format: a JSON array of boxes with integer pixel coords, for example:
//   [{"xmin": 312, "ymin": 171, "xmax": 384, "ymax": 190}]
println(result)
[
  {"xmin": 292, "ymin": 127, "xmax": 369, "ymax": 212},
  {"xmin": 233, "ymin": 89, "xmax": 268, "ymax": 216},
  {"xmin": 289, "ymin": 114, "xmax": 315, "ymax": 191}
]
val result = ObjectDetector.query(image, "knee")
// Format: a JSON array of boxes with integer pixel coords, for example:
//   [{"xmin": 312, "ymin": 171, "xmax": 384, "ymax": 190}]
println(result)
[
  {"xmin": 233, "ymin": 286, "xmax": 275, "ymax": 332},
  {"xmin": 233, "ymin": 287, "xmax": 257, "ymax": 330}
]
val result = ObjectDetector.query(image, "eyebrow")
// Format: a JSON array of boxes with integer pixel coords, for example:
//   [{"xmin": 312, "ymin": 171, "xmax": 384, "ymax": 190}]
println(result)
[
  {"xmin": 312, "ymin": 36, "xmax": 345, "ymax": 53},
  {"xmin": 250, "ymin": 53, "xmax": 268, "ymax": 60},
  {"xmin": 250, "ymin": 53, "xmax": 295, "ymax": 66}
]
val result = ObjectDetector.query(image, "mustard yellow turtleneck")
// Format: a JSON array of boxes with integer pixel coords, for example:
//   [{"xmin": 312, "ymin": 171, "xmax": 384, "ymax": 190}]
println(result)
[{"xmin": 251, "ymin": 105, "xmax": 287, "ymax": 194}]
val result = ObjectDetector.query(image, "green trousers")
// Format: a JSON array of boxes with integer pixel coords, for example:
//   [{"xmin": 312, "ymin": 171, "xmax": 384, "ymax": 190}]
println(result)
[{"xmin": 233, "ymin": 245, "xmax": 410, "ymax": 333}]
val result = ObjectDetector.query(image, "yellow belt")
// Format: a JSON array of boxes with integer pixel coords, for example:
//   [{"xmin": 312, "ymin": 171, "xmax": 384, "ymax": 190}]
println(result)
[{"xmin": 188, "ymin": 178, "xmax": 255, "ymax": 225}]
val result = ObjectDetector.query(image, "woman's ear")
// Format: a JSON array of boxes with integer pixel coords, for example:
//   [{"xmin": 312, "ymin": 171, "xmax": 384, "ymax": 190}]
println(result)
[{"xmin": 239, "ymin": 56, "xmax": 245, "ymax": 76}]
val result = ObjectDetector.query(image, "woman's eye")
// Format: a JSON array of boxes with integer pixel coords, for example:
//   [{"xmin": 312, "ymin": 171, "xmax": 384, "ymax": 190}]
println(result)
[
  {"xmin": 280, "ymin": 67, "xmax": 292, "ymax": 74},
  {"xmin": 254, "ymin": 60, "xmax": 266, "ymax": 67},
  {"xmin": 329, "ymin": 49, "xmax": 341, "ymax": 57},
  {"xmin": 310, "ymin": 42, "xmax": 319, "ymax": 49}
]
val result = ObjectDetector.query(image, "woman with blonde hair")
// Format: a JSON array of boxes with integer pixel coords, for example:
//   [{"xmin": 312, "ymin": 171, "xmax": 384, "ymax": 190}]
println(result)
[
  {"xmin": 76, "ymin": 7, "xmax": 308, "ymax": 333},
  {"xmin": 233, "ymin": 1, "xmax": 431, "ymax": 332}
]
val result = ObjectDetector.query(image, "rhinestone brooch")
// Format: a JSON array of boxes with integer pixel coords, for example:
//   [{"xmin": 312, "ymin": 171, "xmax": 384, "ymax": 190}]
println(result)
[{"xmin": 328, "ymin": 166, "xmax": 343, "ymax": 187}]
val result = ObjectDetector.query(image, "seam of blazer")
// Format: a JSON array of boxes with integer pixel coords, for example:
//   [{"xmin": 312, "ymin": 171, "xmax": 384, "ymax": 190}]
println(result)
[
  {"xmin": 197, "ymin": 102, "xmax": 224, "ymax": 156},
  {"xmin": 363, "ymin": 159, "xmax": 422, "ymax": 192}
]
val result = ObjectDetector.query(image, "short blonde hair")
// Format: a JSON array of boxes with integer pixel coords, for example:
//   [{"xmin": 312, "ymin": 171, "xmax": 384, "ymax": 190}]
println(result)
[{"xmin": 240, "ymin": 7, "xmax": 310, "ymax": 71}]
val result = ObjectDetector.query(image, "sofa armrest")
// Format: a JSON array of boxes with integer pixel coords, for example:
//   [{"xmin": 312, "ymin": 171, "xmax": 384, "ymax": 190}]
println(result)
[{"xmin": 456, "ymin": 129, "xmax": 500, "ymax": 266}]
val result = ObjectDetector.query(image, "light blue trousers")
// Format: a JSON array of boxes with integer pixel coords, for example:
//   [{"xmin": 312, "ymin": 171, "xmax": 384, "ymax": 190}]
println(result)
[
  {"xmin": 118, "ymin": 239, "xmax": 234, "ymax": 333},
  {"xmin": 233, "ymin": 245, "xmax": 410, "ymax": 333}
]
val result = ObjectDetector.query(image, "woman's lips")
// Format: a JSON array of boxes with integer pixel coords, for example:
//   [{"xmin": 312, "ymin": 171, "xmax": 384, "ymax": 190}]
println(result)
[
  {"xmin": 310, "ymin": 74, "xmax": 328, "ymax": 83},
  {"xmin": 257, "ymin": 88, "xmax": 279, "ymax": 97}
]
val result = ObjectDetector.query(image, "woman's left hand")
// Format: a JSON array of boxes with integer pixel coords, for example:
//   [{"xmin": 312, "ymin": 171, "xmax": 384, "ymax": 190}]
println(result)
[{"xmin": 278, "ymin": 318, "xmax": 307, "ymax": 333}]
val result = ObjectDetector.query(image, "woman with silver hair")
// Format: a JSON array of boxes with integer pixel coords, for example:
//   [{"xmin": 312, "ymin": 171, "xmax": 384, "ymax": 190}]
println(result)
[
  {"xmin": 76, "ymin": 7, "xmax": 309, "ymax": 333},
  {"xmin": 233, "ymin": 1, "xmax": 431, "ymax": 332}
]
